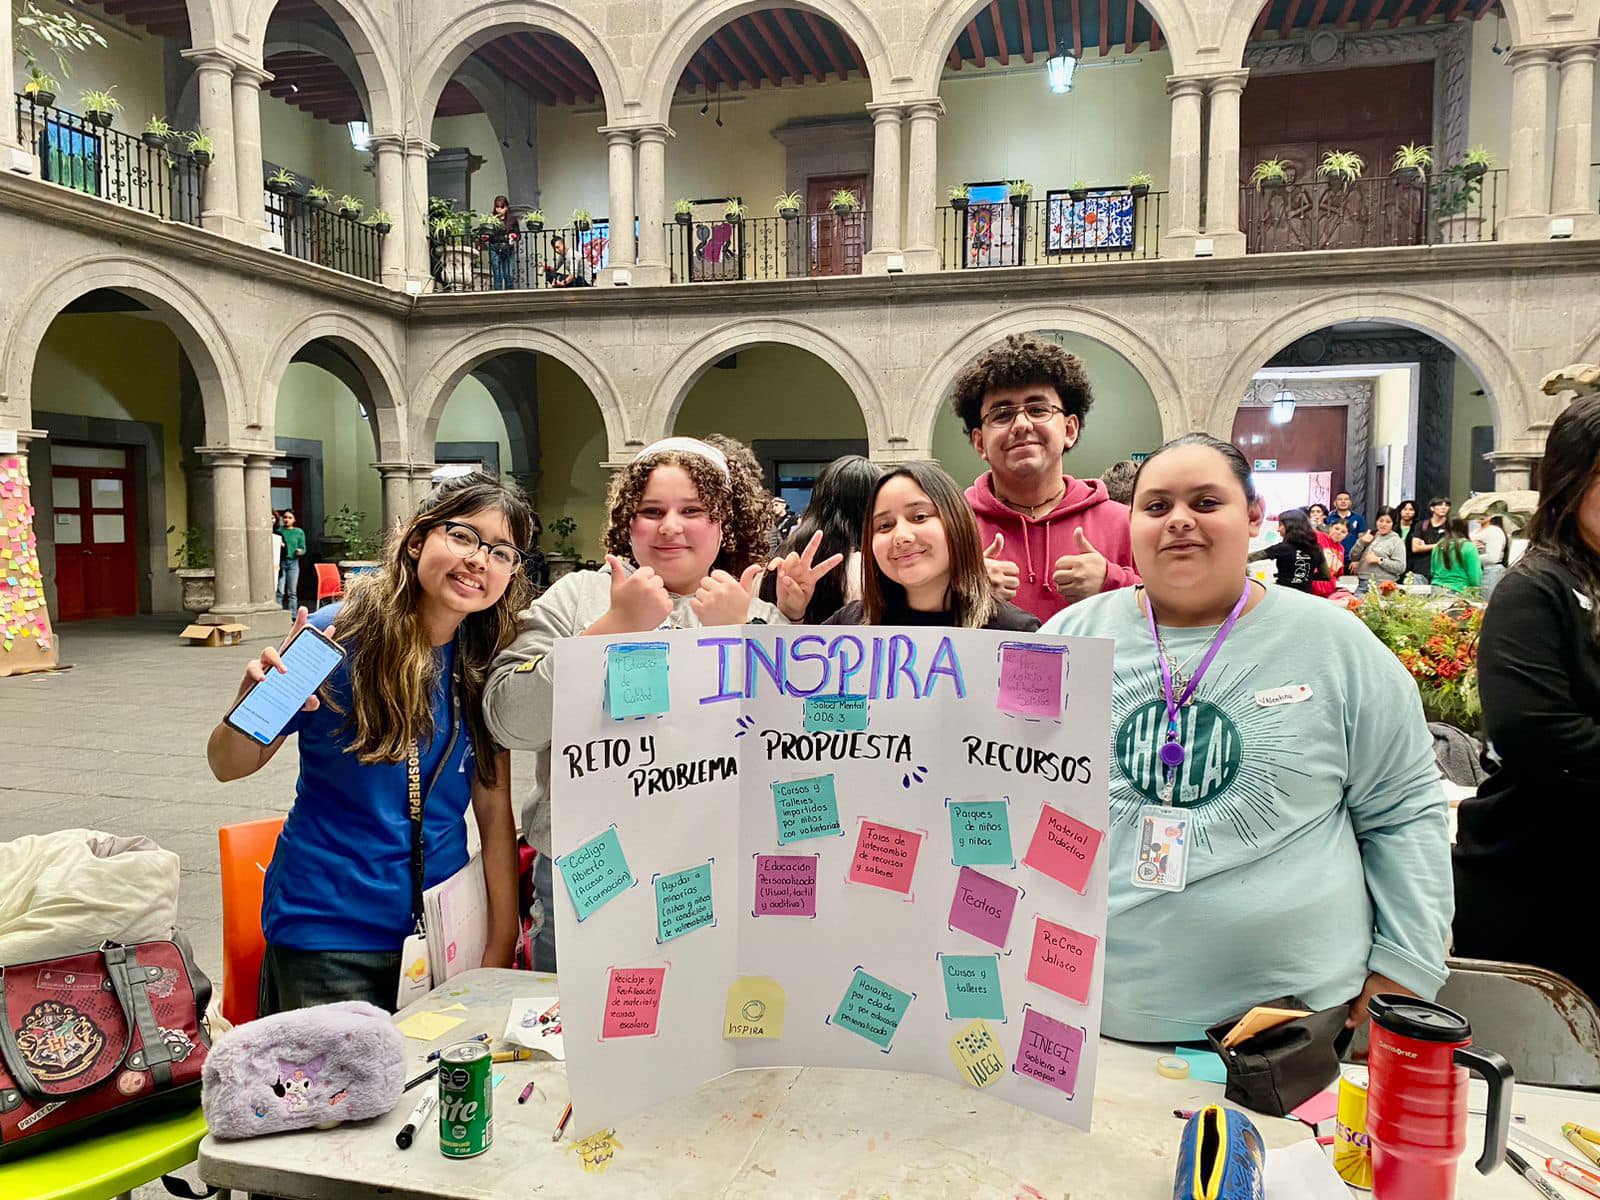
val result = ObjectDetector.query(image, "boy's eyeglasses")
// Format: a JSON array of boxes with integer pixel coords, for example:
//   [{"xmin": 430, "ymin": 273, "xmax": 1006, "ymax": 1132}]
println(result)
[
  {"xmin": 440, "ymin": 521, "xmax": 524, "ymax": 572},
  {"xmin": 981, "ymin": 402, "xmax": 1065, "ymax": 429}
]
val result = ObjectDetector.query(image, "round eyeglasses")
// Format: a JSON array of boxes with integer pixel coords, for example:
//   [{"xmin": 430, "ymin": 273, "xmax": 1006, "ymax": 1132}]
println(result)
[{"xmin": 440, "ymin": 521, "xmax": 524, "ymax": 572}]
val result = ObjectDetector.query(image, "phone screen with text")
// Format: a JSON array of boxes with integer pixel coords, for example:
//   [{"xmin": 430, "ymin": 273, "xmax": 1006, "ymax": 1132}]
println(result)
[{"xmin": 226, "ymin": 626, "xmax": 344, "ymax": 745}]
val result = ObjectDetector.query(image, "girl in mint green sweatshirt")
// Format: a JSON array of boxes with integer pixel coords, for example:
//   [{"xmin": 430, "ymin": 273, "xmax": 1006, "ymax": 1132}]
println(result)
[{"xmin": 1042, "ymin": 434, "xmax": 1451, "ymax": 1043}]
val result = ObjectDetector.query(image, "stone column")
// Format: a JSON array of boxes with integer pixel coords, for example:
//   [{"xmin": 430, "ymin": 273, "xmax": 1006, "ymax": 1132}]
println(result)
[
  {"xmin": 370, "ymin": 133, "xmax": 407, "ymax": 289},
  {"xmin": 1484, "ymin": 450, "xmax": 1542, "ymax": 491},
  {"xmin": 1501, "ymin": 48, "xmax": 1553, "ymax": 241},
  {"xmin": 403, "ymin": 138, "xmax": 438, "ymax": 289},
  {"xmin": 863, "ymin": 102, "xmax": 904, "ymax": 274},
  {"xmin": 634, "ymin": 125, "xmax": 672, "ymax": 286},
  {"xmin": 409, "ymin": 464, "xmax": 440, "ymax": 512},
  {"xmin": 243, "ymin": 453, "xmax": 288, "ymax": 631},
  {"xmin": 182, "ymin": 50, "xmax": 242, "ymax": 239},
  {"xmin": 375, "ymin": 462, "xmax": 415, "ymax": 534},
  {"xmin": 1, "ymin": 16, "xmax": 31, "ymax": 165},
  {"xmin": 1550, "ymin": 42, "xmax": 1600, "ymax": 237},
  {"xmin": 201, "ymin": 449, "xmax": 251, "ymax": 622},
  {"xmin": 902, "ymin": 99, "xmax": 943, "ymax": 272},
  {"xmin": 1160, "ymin": 76, "xmax": 1206, "ymax": 256},
  {"xmin": 1203, "ymin": 72, "xmax": 1248, "ymax": 257},
  {"xmin": 598, "ymin": 127, "xmax": 637, "ymax": 285},
  {"xmin": 231, "ymin": 65, "xmax": 271, "ymax": 237}
]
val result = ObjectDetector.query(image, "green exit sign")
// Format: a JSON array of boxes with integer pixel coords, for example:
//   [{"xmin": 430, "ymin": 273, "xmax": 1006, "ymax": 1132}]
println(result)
[{"xmin": 1253, "ymin": 459, "xmax": 1278, "ymax": 471}]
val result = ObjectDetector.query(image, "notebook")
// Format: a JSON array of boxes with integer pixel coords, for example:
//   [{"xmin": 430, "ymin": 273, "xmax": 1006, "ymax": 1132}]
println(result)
[{"xmin": 424, "ymin": 854, "xmax": 488, "ymax": 984}]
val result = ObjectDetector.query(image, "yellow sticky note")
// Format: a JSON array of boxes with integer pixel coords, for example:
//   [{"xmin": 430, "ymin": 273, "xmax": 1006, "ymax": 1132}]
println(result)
[
  {"xmin": 394, "ymin": 1010, "xmax": 467, "ymax": 1041},
  {"xmin": 574, "ymin": 1129, "xmax": 622, "ymax": 1174},
  {"xmin": 438, "ymin": 1003, "xmax": 469, "ymax": 1013},
  {"xmin": 949, "ymin": 1018, "xmax": 1008, "ymax": 1089},
  {"xmin": 722, "ymin": 975, "xmax": 786, "ymax": 1040}
]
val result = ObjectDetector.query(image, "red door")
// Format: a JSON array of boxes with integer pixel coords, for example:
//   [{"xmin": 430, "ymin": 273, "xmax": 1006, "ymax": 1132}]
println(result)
[{"xmin": 51, "ymin": 448, "xmax": 137, "ymax": 620}]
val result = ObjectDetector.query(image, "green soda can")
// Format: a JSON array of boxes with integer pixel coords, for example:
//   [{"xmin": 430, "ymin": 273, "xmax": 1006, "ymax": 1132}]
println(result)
[{"xmin": 437, "ymin": 1042, "xmax": 493, "ymax": 1158}]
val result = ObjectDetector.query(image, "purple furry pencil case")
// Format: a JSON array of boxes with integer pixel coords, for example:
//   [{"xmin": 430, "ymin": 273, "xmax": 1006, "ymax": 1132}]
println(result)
[{"xmin": 201, "ymin": 1001, "xmax": 405, "ymax": 1138}]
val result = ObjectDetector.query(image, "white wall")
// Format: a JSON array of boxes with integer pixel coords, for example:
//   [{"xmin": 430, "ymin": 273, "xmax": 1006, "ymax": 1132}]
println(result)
[
  {"xmin": 431, "ymin": 113, "xmax": 509, "ymax": 211},
  {"xmin": 1372, "ymin": 366, "xmax": 1414, "ymax": 508},
  {"xmin": 12, "ymin": 8, "xmax": 166, "ymax": 132}
]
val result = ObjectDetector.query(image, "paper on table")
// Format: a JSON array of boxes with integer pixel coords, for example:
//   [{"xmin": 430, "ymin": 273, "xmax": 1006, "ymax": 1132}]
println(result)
[
  {"xmin": 1175, "ymin": 1046, "xmax": 1229, "ymax": 1084},
  {"xmin": 504, "ymin": 995, "xmax": 566, "ymax": 1060},
  {"xmin": 1290, "ymin": 1089, "xmax": 1340, "ymax": 1126},
  {"xmin": 1264, "ymin": 1139, "xmax": 1349, "ymax": 1200},
  {"xmin": 395, "ymin": 1010, "xmax": 466, "ymax": 1041}
]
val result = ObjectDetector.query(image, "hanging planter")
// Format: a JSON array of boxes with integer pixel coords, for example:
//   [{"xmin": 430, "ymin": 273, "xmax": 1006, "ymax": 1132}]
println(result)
[
  {"xmin": 524, "ymin": 209, "xmax": 545, "ymax": 232},
  {"xmin": 266, "ymin": 170, "xmax": 295, "ymax": 195},
  {"xmin": 572, "ymin": 208, "xmax": 593, "ymax": 232},
  {"xmin": 1128, "ymin": 171, "xmax": 1153, "ymax": 199},
  {"xmin": 673, "ymin": 198, "xmax": 693, "ymax": 225},
  {"xmin": 950, "ymin": 197, "xmax": 968, "ymax": 211},
  {"xmin": 79, "ymin": 89, "xmax": 119, "ymax": 129},
  {"xmin": 1068, "ymin": 183, "xmax": 1089, "ymax": 203},
  {"xmin": 86, "ymin": 110, "xmax": 114, "ymax": 128}
]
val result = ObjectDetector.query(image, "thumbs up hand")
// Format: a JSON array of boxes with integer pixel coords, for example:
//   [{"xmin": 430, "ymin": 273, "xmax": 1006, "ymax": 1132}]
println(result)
[
  {"xmin": 1052, "ymin": 527, "xmax": 1110, "ymax": 602},
  {"xmin": 983, "ymin": 532, "xmax": 1020, "ymax": 602},
  {"xmin": 689, "ymin": 564, "xmax": 762, "ymax": 627}
]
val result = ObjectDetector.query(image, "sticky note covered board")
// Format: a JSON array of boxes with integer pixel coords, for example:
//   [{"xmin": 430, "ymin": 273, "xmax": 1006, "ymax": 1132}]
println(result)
[
  {"xmin": 654, "ymin": 862, "xmax": 715, "ymax": 942},
  {"xmin": 606, "ymin": 643, "xmax": 669, "ymax": 718},
  {"xmin": 831, "ymin": 968, "xmax": 913, "ymax": 1050},
  {"xmin": 602, "ymin": 966, "xmax": 666, "ymax": 1038},
  {"xmin": 949, "ymin": 800, "xmax": 1013, "ymax": 866},
  {"xmin": 1022, "ymin": 804, "xmax": 1104, "ymax": 894},
  {"xmin": 753, "ymin": 853, "xmax": 817, "ymax": 917},
  {"xmin": 847, "ymin": 820, "xmax": 922, "ymax": 894},
  {"xmin": 559, "ymin": 827, "xmax": 634, "ymax": 920},
  {"xmin": 997, "ymin": 644, "xmax": 1066, "ymax": 718},
  {"xmin": 771, "ymin": 774, "xmax": 842, "ymax": 844}
]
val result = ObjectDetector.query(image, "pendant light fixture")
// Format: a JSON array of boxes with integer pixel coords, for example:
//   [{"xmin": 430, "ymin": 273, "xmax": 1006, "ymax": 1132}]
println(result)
[
  {"xmin": 1045, "ymin": 39, "xmax": 1078, "ymax": 94},
  {"xmin": 1269, "ymin": 383, "xmax": 1296, "ymax": 425}
]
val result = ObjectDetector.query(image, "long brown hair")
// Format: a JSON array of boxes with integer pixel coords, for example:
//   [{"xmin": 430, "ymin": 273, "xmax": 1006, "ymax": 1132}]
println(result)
[
  {"xmin": 861, "ymin": 462, "xmax": 994, "ymax": 628},
  {"xmin": 326, "ymin": 473, "xmax": 533, "ymax": 784},
  {"xmin": 1517, "ymin": 394, "xmax": 1600, "ymax": 638}
]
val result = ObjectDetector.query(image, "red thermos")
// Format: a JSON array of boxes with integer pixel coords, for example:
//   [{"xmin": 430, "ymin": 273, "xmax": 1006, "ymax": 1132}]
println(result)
[{"xmin": 1367, "ymin": 994, "xmax": 1514, "ymax": 1200}]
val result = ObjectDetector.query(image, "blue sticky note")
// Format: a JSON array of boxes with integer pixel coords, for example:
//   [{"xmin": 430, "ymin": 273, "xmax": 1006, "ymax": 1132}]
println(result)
[
  {"xmin": 558, "ymin": 827, "xmax": 634, "ymax": 921},
  {"xmin": 1175, "ymin": 1046, "xmax": 1229, "ymax": 1085},
  {"xmin": 606, "ymin": 643, "xmax": 669, "ymax": 718},
  {"xmin": 941, "ymin": 954, "xmax": 1004, "ymax": 1020},
  {"xmin": 831, "ymin": 968, "xmax": 913, "ymax": 1050},
  {"xmin": 655, "ymin": 862, "xmax": 715, "ymax": 942},
  {"xmin": 948, "ymin": 801, "xmax": 1013, "ymax": 866},
  {"xmin": 804, "ymin": 694, "xmax": 868, "ymax": 732},
  {"xmin": 771, "ymin": 774, "xmax": 842, "ymax": 844},
  {"xmin": 493, "ymin": 1072, "xmax": 505, "ymax": 1088}
]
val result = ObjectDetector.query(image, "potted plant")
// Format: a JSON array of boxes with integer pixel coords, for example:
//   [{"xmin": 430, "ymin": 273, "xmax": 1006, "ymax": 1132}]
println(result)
[
  {"xmin": 546, "ymin": 516, "xmax": 581, "ymax": 581},
  {"xmin": 305, "ymin": 184, "xmax": 331, "ymax": 210},
  {"xmin": 723, "ymin": 198, "xmax": 747, "ymax": 223},
  {"xmin": 1392, "ymin": 141, "xmax": 1432, "ymax": 185},
  {"xmin": 525, "ymin": 208, "xmax": 545, "ymax": 231},
  {"xmin": 946, "ymin": 184, "xmax": 970, "ymax": 211},
  {"xmin": 775, "ymin": 190, "xmax": 802, "ymax": 219},
  {"xmin": 337, "ymin": 194, "xmax": 364, "ymax": 219},
  {"xmin": 1317, "ymin": 149, "xmax": 1364, "ymax": 189},
  {"xmin": 326, "ymin": 504, "xmax": 383, "ymax": 572},
  {"xmin": 266, "ymin": 168, "xmax": 297, "ymax": 196},
  {"xmin": 24, "ymin": 67, "xmax": 58, "ymax": 108},
  {"xmin": 142, "ymin": 115, "xmax": 174, "ymax": 148},
  {"xmin": 185, "ymin": 129, "xmax": 213, "ymax": 167},
  {"xmin": 79, "ymin": 87, "xmax": 119, "ymax": 127},
  {"xmin": 1127, "ymin": 170, "xmax": 1154, "ymax": 199},
  {"xmin": 1249, "ymin": 157, "xmax": 1291, "ymax": 190},
  {"xmin": 572, "ymin": 207, "xmax": 593, "ymax": 232},
  {"xmin": 673, "ymin": 198, "xmax": 693, "ymax": 225},
  {"xmin": 1353, "ymin": 586, "xmax": 1482, "ymax": 732},
  {"xmin": 166, "ymin": 524, "xmax": 215, "ymax": 613},
  {"xmin": 363, "ymin": 208, "xmax": 392, "ymax": 235},
  {"xmin": 1431, "ymin": 162, "xmax": 1488, "ymax": 243},
  {"xmin": 1067, "ymin": 180, "xmax": 1089, "ymax": 202},
  {"xmin": 473, "ymin": 211, "xmax": 498, "ymax": 237},
  {"xmin": 1009, "ymin": 179, "xmax": 1035, "ymax": 207},
  {"xmin": 829, "ymin": 188, "xmax": 860, "ymax": 216},
  {"xmin": 1460, "ymin": 145, "xmax": 1494, "ymax": 181},
  {"xmin": 431, "ymin": 209, "xmax": 475, "ymax": 287}
]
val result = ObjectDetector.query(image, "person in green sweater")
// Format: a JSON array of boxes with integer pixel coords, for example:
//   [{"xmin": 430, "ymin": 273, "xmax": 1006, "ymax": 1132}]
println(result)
[
  {"xmin": 277, "ymin": 508, "xmax": 307, "ymax": 610},
  {"xmin": 1041, "ymin": 433, "xmax": 1451, "ymax": 1043},
  {"xmin": 1429, "ymin": 518, "xmax": 1481, "ymax": 594}
]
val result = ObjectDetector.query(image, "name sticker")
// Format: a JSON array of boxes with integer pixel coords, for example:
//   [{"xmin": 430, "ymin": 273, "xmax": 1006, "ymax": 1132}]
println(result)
[{"xmin": 1254, "ymin": 684, "xmax": 1312, "ymax": 708}]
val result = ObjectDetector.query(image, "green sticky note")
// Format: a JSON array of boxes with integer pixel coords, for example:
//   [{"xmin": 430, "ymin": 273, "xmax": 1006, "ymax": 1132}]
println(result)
[
  {"xmin": 559, "ymin": 827, "xmax": 634, "ymax": 921},
  {"xmin": 606, "ymin": 643, "xmax": 669, "ymax": 718},
  {"xmin": 803, "ymin": 694, "xmax": 868, "ymax": 732},
  {"xmin": 948, "ymin": 801, "xmax": 1013, "ymax": 866},
  {"xmin": 1175, "ymin": 1046, "xmax": 1229, "ymax": 1085},
  {"xmin": 831, "ymin": 968, "xmax": 913, "ymax": 1050},
  {"xmin": 655, "ymin": 862, "xmax": 715, "ymax": 942},
  {"xmin": 941, "ymin": 954, "xmax": 1004, "ymax": 1020},
  {"xmin": 771, "ymin": 774, "xmax": 842, "ymax": 844}
]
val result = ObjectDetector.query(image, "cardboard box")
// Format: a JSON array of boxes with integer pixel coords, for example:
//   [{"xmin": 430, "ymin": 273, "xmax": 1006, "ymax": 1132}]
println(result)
[{"xmin": 179, "ymin": 623, "xmax": 249, "ymax": 647}]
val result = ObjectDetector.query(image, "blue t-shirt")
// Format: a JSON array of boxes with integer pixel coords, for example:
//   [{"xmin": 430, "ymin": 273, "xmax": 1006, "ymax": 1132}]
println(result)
[
  {"xmin": 1331, "ymin": 511, "xmax": 1365, "ymax": 557},
  {"xmin": 261, "ymin": 604, "xmax": 473, "ymax": 952}
]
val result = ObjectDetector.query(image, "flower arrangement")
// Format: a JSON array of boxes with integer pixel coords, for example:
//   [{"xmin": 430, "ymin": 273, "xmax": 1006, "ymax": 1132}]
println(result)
[{"xmin": 1355, "ymin": 584, "xmax": 1482, "ymax": 731}]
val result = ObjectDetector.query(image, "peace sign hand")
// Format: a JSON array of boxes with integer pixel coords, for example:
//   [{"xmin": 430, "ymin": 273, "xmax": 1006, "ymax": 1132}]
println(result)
[{"xmin": 769, "ymin": 531, "xmax": 846, "ymax": 622}]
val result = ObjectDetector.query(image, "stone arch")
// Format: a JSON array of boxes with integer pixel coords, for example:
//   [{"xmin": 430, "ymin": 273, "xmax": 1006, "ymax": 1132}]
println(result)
[
  {"xmin": 643, "ymin": 319, "xmax": 889, "ymax": 452},
  {"xmin": 242, "ymin": 0, "xmax": 401, "ymax": 131},
  {"xmin": 182, "ymin": 0, "xmax": 223, "ymax": 52},
  {"xmin": 2, "ymin": 257, "xmax": 243, "ymax": 446},
  {"xmin": 910, "ymin": 0, "xmax": 1202, "ymax": 94},
  {"xmin": 640, "ymin": 0, "xmax": 894, "ymax": 125},
  {"xmin": 258, "ymin": 312, "xmax": 407, "ymax": 460},
  {"xmin": 414, "ymin": 327, "xmax": 628, "ymax": 456},
  {"xmin": 909, "ymin": 305, "xmax": 1188, "ymax": 452},
  {"xmin": 1211, "ymin": 0, "xmax": 1548, "ymax": 68},
  {"xmin": 1207, "ymin": 290, "xmax": 1523, "ymax": 441},
  {"xmin": 414, "ymin": 3, "xmax": 625, "ymax": 128}
]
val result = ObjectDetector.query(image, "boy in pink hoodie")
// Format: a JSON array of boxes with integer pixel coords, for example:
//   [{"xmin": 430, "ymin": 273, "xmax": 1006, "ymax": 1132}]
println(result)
[{"xmin": 955, "ymin": 334, "xmax": 1138, "ymax": 623}]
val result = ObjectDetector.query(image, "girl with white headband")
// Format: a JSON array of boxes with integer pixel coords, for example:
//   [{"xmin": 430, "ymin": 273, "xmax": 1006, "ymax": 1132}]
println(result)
[{"xmin": 484, "ymin": 434, "xmax": 839, "ymax": 969}]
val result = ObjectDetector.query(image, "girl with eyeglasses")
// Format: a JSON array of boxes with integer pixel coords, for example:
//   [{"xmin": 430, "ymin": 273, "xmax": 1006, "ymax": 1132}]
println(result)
[{"xmin": 207, "ymin": 473, "xmax": 532, "ymax": 1013}]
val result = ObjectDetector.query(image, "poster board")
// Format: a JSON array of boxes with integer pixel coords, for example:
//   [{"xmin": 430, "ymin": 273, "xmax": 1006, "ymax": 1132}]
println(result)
[
  {"xmin": 1046, "ymin": 189, "xmax": 1137, "ymax": 254},
  {"xmin": 0, "ymin": 455, "xmax": 57, "ymax": 677},
  {"xmin": 551, "ymin": 625, "xmax": 1113, "ymax": 1136}
]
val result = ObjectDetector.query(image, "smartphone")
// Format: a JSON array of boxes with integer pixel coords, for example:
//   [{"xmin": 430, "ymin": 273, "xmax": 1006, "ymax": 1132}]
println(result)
[{"xmin": 224, "ymin": 622, "xmax": 346, "ymax": 746}]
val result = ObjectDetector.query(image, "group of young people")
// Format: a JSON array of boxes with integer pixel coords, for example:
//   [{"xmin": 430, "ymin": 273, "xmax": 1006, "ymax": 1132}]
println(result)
[{"xmin": 208, "ymin": 334, "xmax": 1600, "ymax": 1041}]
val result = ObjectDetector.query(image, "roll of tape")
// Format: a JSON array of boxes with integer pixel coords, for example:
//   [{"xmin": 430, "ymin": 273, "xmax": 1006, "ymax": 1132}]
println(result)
[{"xmin": 1156, "ymin": 1055, "xmax": 1191, "ymax": 1080}]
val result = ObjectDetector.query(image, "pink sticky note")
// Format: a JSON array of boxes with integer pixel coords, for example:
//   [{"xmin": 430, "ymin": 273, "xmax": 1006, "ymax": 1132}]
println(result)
[
  {"xmin": 1014, "ymin": 1006, "xmax": 1086, "ymax": 1096},
  {"xmin": 754, "ymin": 854, "xmax": 817, "ymax": 917},
  {"xmin": 1021, "ymin": 805, "xmax": 1104, "ymax": 894},
  {"xmin": 848, "ymin": 820, "xmax": 922, "ymax": 895},
  {"xmin": 947, "ymin": 867, "xmax": 1020, "ymax": 947},
  {"xmin": 1025, "ymin": 916, "xmax": 1098, "ymax": 1004},
  {"xmin": 602, "ymin": 966, "xmax": 666, "ymax": 1038},
  {"xmin": 1291, "ymin": 1090, "xmax": 1340, "ymax": 1125},
  {"xmin": 997, "ymin": 645, "xmax": 1065, "ymax": 718}
]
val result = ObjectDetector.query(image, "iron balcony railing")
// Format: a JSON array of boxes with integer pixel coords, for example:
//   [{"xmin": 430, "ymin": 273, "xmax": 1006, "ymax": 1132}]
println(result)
[
  {"xmin": 938, "ymin": 191, "xmax": 1166, "ymax": 269},
  {"xmin": 263, "ymin": 191, "xmax": 382, "ymax": 283},
  {"xmin": 15, "ymin": 93, "xmax": 201, "ymax": 224},
  {"xmin": 428, "ymin": 225, "xmax": 608, "ymax": 292},
  {"xmin": 1241, "ymin": 169, "xmax": 1506, "ymax": 253},
  {"xmin": 667, "ymin": 212, "xmax": 871, "ymax": 283}
]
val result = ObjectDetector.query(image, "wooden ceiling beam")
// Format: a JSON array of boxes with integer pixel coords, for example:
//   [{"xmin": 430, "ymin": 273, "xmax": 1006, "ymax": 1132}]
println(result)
[
  {"xmin": 1472, "ymin": 0, "xmax": 1496, "ymax": 14},
  {"xmin": 1149, "ymin": 19, "xmax": 1162, "ymax": 50},
  {"xmin": 964, "ymin": 18, "xmax": 987, "ymax": 66},
  {"xmin": 1125, "ymin": 0, "xmax": 1136, "ymax": 51},
  {"xmin": 774, "ymin": 8, "xmax": 825, "ymax": 81},
  {"xmin": 1362, "ymin": 0, "xmax": 1386, "ymax": 28},
  {"xmin": 700, "ymin": 36, "xmax": 748, "ymax": 91},
  {"xmin": 1042, "ymin": 0, "xmax": 1059, "ymax": 54},
  {"xmin": 727, "ymin": 19, "xmax": 783, "ymax": 87},
  {"xmin": 1254, "ymin": 2, "xmax": 1275, "ymax": 38},
  {"xmin": 1444, "ymin": 0, "xmax": 1472, "ymax": 17},
  {"xmin": 1279, "ymin": 0, "xmax": 1302, "ymax": 37},
  {"xmin": 480, "ymin": 40, "xmax": 565, "ymax": 107},
  {"xmin": 1100, "ymin": 0, "xmax": 1111, "ymax": 55},
  {"xmin": 802, "ymin": 10, "xmax": 852, "ymax": 80},
  {"xmin": 1336, "ymin": 0, "xmax": 1360, "ymax": 27},
  {"xmin": 751, "ymin": 11, "xmax": 807, "ymax": 84},
  {"xmin": 519, "ymin": 36, "xmax": 592, "ymax": 104},
  {"xmin": 1388, "ymin": 0, "xmax": 1416, "ymax": 24},
  {"xmin": 1306, "ymin": 0, "xmax": 1330, "ymax": 28},
  {"xmin": 842, "ymin": 32, "xmax": 866, "ymax": 75},
  {"xmin": 988, "ymin": 1, "xmax": 1010, "ymax": 65},
  {"xmin": 1069, "ymin": 0, "xmax": 1083, "ymax": 57},
  {"xmin": 529, "ymin": 33, "xmax": 601, "ymax": 102},
  {"xmin": 1017, "ymin": 0, "xmax": 1035, "ymax": 60},
  {"xmin": 1415, "ymin": 0, "xmax": 1445, "ymax": 21}
]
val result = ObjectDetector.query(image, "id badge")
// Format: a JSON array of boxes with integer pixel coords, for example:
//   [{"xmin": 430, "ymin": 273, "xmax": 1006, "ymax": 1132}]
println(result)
[
  {"xmin": 396, "ymin": 931, "xmax": 433, "ymax": 1008},
  {"xmin": 1132, "ymin": 804, "xmax": 1190, "ymax": 892}
]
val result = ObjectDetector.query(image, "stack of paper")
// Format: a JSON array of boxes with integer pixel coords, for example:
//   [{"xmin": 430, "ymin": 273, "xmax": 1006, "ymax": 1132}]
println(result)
[{"xmin": 424, "ymin": 854, "xmax": 488, "ymax": 984}]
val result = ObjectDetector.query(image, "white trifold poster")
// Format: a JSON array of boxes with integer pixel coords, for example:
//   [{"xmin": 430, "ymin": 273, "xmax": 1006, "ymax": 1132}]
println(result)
[{"xmin": 550, "ymin": 624, "xmax": 1113, "ymax": 1135}]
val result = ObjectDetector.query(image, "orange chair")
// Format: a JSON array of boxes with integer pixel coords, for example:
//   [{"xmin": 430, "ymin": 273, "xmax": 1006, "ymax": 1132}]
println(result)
[
  {"xmin": 314, "ymin": 562, "xmax": 343, "ymax": 608},
  {"xmin": 217, "ymin": 816, "xmax": 286, "ymax": 1027}
]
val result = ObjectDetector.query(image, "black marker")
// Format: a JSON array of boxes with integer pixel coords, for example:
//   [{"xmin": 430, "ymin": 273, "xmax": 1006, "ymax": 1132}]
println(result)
[{"xmin": 395, "ymin": 1093, "xmax": 436, "ymax": 1149}]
